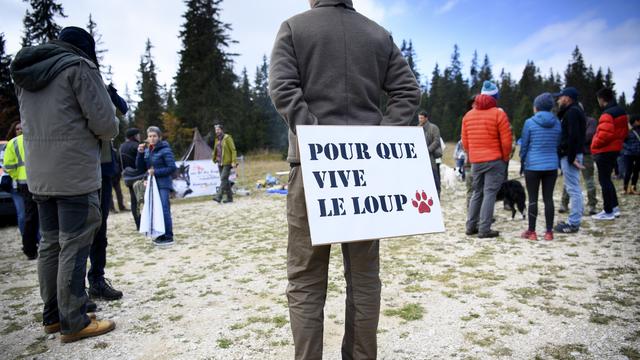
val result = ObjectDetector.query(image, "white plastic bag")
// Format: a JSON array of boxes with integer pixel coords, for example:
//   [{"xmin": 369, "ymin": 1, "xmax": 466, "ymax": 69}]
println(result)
[{"xmin": 139, "ymin": 175, "xmax": 165, "ymax": 239}]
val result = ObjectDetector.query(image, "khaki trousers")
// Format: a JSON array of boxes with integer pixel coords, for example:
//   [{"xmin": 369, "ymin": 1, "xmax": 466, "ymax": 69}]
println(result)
[{"xmin": 286, "ymin": 166, "xmax": 381, "ymax": 360}]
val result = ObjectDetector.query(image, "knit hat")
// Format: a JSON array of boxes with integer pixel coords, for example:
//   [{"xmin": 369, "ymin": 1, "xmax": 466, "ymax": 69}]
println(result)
[
  {"xmin": 58, "ymin": 26, "xmax": 98, "ymax": 66},
  {"xmin": 125, "ymin": 128, "xmax": 140, "ymax": 138},
  {"xmin": 533, "ymin": 93, "xmax": 554, "ymax": 112},
  {"xmin": 480, "ymin": 80, "xmax": 499, "ymax": 99}
]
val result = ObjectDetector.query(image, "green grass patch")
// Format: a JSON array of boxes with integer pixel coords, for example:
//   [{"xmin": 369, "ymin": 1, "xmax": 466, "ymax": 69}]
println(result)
[
  {"xmin": 383, "ymin": 303, "xmax": 425, "ymax": 321},
  {"xmin": 620, "ymin": 347, "xmax": 640, "ymax": 360},
  {"xmin": 536, "ymin": 343, "xmax": 589, "ymax": 360},
  {"xmin": 217, "ymin": 338, "xmax": 233, "ymax": 349}
]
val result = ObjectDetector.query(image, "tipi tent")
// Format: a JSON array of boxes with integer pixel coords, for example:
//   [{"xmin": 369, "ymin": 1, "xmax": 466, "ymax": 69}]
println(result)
[{"xmin": 181, "ymin": 128, "xmax": 212, "ymax": 161}]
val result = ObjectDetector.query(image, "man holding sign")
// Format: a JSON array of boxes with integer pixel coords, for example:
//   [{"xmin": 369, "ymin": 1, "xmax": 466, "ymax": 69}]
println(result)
[{"xmin": 269, "ymin": 0, "xmax": 420, "ymax": 358}]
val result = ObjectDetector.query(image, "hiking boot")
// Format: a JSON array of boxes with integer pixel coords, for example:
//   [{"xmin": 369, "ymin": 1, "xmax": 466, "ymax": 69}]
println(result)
[
  {"xmin": 465, "ymin": 228, "xmax": 478, "ymax": 236},
  {"xmin": 558, "ymin": 206, "xmax": 568, "ymax": 214},
  {"xmin": 44, "ymin": 313, "xmax": 96, "ymax": 334},
  {"xmin": 587, "ymin": 207, "xmax": 598, "ymax": 216},
  {"xmin": 521, "ymin": 230, "xmax": 537, "ymax": 241},
  {"xmin": 89, "ymin": 279, "xmax": 123, "ymax": 301},
  {"xmin": 153, "ymin": 236, "xmax": 174, "ymax": 247},
  {"xmin": 554, "ymin": 222, "xmax": 579, "ymax": 233},
  {"xmin": 25, "ymin": 253, "xmax": 38, "ymax": 260},
  {"xmin": 591, "ymin": 210, "xmax": 615, "ymax": 221},
  {"xmin": 60, "ymin": 319, "xmax": 115, "ymax": 344},
  {"xmin": 543, "ymin": 231, "xmax": 554, "ymax": 241},
  {"xmin": 613, "ymin": 206, "xmax": 620, "ymax": 217},
  {"xmin": 478, "ymin": 230, "xmax": 500, "ymax": 238},
  {"xmin": 222, "ymin": 198, "xmax": 233, "ymax": 203},
  {"xmin": 212, "ymin": 196, "xmax": 222, "ymax": 203}
]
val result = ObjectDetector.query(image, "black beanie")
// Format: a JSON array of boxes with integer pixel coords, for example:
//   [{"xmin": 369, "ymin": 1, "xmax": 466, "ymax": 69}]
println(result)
[
  {"xmin": 58, "ymin": 26, "xmax": 98, "ymax": 65},
  {"xmin": 126, "ymin": 128, "xmax": 140, "ymax": 138}
]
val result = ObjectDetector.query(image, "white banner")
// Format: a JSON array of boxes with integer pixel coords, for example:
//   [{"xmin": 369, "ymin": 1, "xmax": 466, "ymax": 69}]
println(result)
[
  {"xmin": 173, "ymin": 160, "xmax": 221, "ymax": 198},
  {"xmin": 297, "ymin": 125, "xmax": 445, "ymax": 245}
]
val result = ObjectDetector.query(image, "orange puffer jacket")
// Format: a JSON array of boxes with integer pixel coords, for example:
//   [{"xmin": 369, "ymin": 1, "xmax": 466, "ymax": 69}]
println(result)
[
  {"xmin": 461, "ymin": 94, "xmax": 513, "ymax": 163},
  {"xmin": 591, "ymin": 103, "xmax": 629, "ymax": 154}
]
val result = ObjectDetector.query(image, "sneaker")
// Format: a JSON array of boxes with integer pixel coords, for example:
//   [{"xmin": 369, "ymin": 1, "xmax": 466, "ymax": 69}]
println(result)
[
  {"xmin": 613, "ymin": 207, "xmax": 620, "ymax": 217},
  {"xmin": 465, "ymin": 228, "xmax": 478, "ymax": 236},
  {"xmin": 558, "ymin": 206, "xmax": 568, "ymax": 214},
  {"xmin": 60, "ymin": 319, "xmax": 115, "ymax": 343},
  {"xmin": 153, "ymin": 236, "xmax": 174, "ymax": 247},
  {"xmin": 544, "ymin": 231, "xmax": 554, "ymax": 241},
  {"xmin": 521, "ymin": 230, "xmax": 538, "ymax": 241},
  {"xmin": 591, "ymin": 210, "xmax": 615, "ymax": 221},
  {"xmin": 45, "ymin": 313, "xmax": 96, "ymax": 334},
  {"xmin": 89, "ymin": 279, "xmax": 123, "ymax": 301},
  {"xmin": 554, "ymin": 222, "xmax": 579, "ymax": 233},
  {"xmin": 478, "ymin": 230, "xmax": 500, "ymax": 238}
]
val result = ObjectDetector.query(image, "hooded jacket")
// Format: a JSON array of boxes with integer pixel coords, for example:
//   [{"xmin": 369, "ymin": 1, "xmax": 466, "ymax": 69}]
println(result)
[
  {"xmin": 136, "ymin": 141, "xmax": 177, "ymax": 190},
  {"xmin": 591, "ymin": 102, "xmax": 628, "ymax": 154},
  {"xmin": 461, "ymin": 94, "xmax": 513, "ymax": 164},
  {"xmin": 557, "ymin": 102, "xmax": 586, "ymax": 164},
  {"xmin": 269, "ymin": 0, "xmax": 421, "ymax": 163},
  {"xmin": 519, "ymin": 111, "xmax": 562, "ymax": 171},
  {"xmin": 11, "ymin": 40, "xmax": 118, "ymax": 196}
]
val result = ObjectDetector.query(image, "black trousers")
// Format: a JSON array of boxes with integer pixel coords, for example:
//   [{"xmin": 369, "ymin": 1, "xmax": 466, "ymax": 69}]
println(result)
[
  {"xmin": 88, "ymin": 176, "xmax": 112, "ymax": 285},
  {"xmin": 110, "ymin": 174, "xmax": 126, "ymax": 211},
  {"xmin": 17, "ymin": 183, "xmax": 40, "ymax": 257},
  {"xmin": 594, "ymin": 152, "xmax": 619, "ymax": 213},
  {"xmin": 623, "ymin": 154, "xmax": 640, "ymax": 188},
  {"xmin": 127, "ymin": 184, "xmax": 140, "ymax": 230},
  {"xmin": 524, "ymin": 170, "xmax": 557, "ymax": 232}
]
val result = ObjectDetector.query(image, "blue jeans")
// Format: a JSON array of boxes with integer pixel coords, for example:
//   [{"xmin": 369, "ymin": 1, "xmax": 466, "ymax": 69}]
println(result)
[
  {"xmin": 11, "ymin": 189, "xmax": 25, "ymax": 236},
  {"xmin": 158, "ymin": 188, "xmax": 173, "ymax": 239},
  {"xmin": 560, "ymin": 155, "xmax": 584, "ymax": 226}
]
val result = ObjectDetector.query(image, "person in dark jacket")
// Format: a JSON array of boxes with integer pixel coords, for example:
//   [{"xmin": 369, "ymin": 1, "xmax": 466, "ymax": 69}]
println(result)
[
  {"xmin": 120, "ymin": 128, "xmax": 142, "ymax": 228},
  {"xmin": 269, "ymin": 0, "xmax": 420, "ymax": 358},
  {"xmin": 519, "ymin": 93, "xmax": 561, "ymax": 241},
  {"xmin": 419, "ymin": 111, "xmax": 442, "ymax": 197},
  {"xmin": 591, "ymin": 88, "xmax": 629, "ymax": 220},
  {"xmin": 11, "ymin": 26, "xmax": 117, "ymax": 342},
  {"xmin": 110, "ymin": 146, "xmax": 127, "ymax": 213},
  {"xmin": 553, "ymin": 87, "xmax": 586, "ymax": 233},
  {"xmin": 560, "ymin": 114, "xmax": 598, "ymax": 215},
  {"xmin": 136, "ymin": 126, "xmax": 177, "ymax": 246},
  {"xmin": 622, "ymin": 115, "xmax": 640, "ymax": 194}
]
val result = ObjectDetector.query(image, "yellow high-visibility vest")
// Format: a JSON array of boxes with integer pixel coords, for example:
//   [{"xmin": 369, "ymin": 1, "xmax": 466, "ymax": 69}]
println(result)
[{"xmin": 3, "ymin": 134, "xmax": 27, "ymax": 183}]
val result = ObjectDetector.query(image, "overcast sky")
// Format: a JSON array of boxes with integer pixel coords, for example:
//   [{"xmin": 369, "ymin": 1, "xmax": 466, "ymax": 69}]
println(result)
[{"xmin": 1, "ymin": 0, "xmax": 639, "ymax": 103}]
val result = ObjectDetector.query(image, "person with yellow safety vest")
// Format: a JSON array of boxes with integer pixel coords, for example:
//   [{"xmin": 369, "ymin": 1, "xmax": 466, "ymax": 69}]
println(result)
[{"xmin": 3, "ymin": 122, "xmax": 40, "ymax": 260}]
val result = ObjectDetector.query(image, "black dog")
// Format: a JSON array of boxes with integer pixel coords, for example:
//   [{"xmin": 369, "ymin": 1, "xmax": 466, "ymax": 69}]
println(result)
[{"xmin": 496, "ymin": 179, "xmax": 526, "ymax": 219}]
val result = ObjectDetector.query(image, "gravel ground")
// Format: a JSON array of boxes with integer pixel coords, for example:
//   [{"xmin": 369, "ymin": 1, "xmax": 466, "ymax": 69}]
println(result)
[{"xmin": 1, "ymin": 168, "xmax": 639, "ymax": 360}]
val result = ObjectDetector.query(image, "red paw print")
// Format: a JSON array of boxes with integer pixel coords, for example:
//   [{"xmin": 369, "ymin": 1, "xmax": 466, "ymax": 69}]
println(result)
[{"xmin": 411, "ymin": 190, "xmax": 433, "ymax": 214}]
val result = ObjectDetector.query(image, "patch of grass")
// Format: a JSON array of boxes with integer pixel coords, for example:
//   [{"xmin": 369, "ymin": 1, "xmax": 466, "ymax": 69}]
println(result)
[
  {"xmin": 404, "ymin": 284, "xmax": 429, "ymax": 293},
  {"xmin": 490, "ymin": 346, "xmax": 513, "ymax": 357},
  {"xmin": 169, "ymin": 315, "xmax": 183, "ymax": 322},
  {"xmin": 538, "ymin": 304, "xmax": 581, "ymax": 318},
  {"xmin": 537, "ymin": 343, "xmax": 589, "ymax": 360},
  {"xmin": 3, "ymin": 285, "xmax": 37, "ymax": 297},
  {"xmin": 459, "ymin": 247, "xmax": 494, "ymax": 268},
  {"xmin": 620, "ymin": 346, "xmax": 640, "ymax": 360},
  {"xmin": 237, "ymin": 277, "xmax": 253, "ymax": 284},
  {"xmin": 269, "ymin": 339, "xmax": 290, "ymax": 347},
  {"xmin": 231, "ymin": 315, "xmax": 289, "ymax": 330},
  {"xmin": 498, "ymin": 323, "xmax": 529, "ymax": 336},
  {"xmin": 1, "ymin": 322, "xmax": 24, "ymax": 335},
  {"xmin": 464, "ymin": 332, "xmax": 496, "ymax": 347},
  {"xmin": 383, "ymin": 303, "xmax": 425, "ymax": 321},
  {"xmin": 460, "ymin": 313, "xmax": 480, "ymax": 321},
  {"xmin": 217, "ymin": 338, "xmax": 233, "ymax": 349},
  {"xmin": 93, "ymin": 342, "xmax": 110, "ymax": 349},
  {"xmin": 17, "ymin": 336, "xmax": 48, "ymax": 359},
  {"xmin": 139, "ymin": 314, "xmax": 153, "ymax": 322},
  {"xmin": 181, "ymin": 274, "xmax": 206, "ymax": 283},
  {"xmin": 589, "ymin": 312, "xmax": 616, "ymax": 325},
  {"xmin": 509, "ymin": 287, "xmax": 550, "ymax": 304},
  {"xmin": 149, "ymin": 288, "xmax": 176, "ymax": 302},
  {"xmin": 626, "ymin": 330, "xmax": 640, "ymax": 341}
]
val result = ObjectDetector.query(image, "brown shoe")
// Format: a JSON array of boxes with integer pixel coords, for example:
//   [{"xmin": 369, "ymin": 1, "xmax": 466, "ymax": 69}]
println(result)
[
  {"xmin": 44, "ymin": 313, "xmax": 97, "ymax": 334},
  {"xmin": 60, "ymin": 319, "xmax": 115, "ymax": 343}
]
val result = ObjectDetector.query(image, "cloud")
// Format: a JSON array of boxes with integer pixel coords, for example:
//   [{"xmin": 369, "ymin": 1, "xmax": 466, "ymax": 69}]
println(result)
[
  {"xmin": 494, "ymin": 14, "xmax": 640, "ymax": 96},
  {"xmin": 353, "ymin": 0, "xmax": 387, "ymax": 23},
  {"xmin": 436, "ymin": 0, "xmax": 459, "ymax": 15}
]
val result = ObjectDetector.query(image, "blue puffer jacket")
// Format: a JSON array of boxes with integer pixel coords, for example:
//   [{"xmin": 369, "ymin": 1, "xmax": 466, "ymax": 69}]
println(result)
[
  {"xmin": 622, "ymin": 126, "xmax": 640, "ymax": 156},
  {"xmin": 520, "ymin": 111, "xmax": 562, "ymax": 171},
  {"xmin": 136, "ymin": 140, "xmax": 177, "ymax": 190}
]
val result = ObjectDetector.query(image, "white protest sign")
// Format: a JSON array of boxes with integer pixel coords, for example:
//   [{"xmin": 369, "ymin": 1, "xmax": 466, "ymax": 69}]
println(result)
[
  {"xmin": 173, "ymin": 160, "xmax": 221, "ymax": 198},
  {"xmin": 297, "ymin": 125, "xmax": 445, "ymax": 246}
]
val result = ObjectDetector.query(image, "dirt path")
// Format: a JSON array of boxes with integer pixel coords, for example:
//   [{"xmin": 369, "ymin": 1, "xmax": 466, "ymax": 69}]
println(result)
[{"xmin": 1, "ymin": 173, "xmax": 639, "ymax": 359}]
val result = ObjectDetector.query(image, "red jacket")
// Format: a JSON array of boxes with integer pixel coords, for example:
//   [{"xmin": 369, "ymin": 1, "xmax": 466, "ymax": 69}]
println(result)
[
  {"xmin": 591, "ymin": 103, "xmax": 629, "ymax": 154},
  {"xmin": 461, "ymin": 95, "xmax": 513, "ymax": 163}
]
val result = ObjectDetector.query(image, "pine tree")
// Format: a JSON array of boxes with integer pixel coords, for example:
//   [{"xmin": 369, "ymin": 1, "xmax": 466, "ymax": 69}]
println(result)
[
  {"xmin": 0, "ymin": 33, "xmax": 20, "ymax": 139},
  {"xmin": 438, "ymin": 44, "xmax": 468, "ymax": 141},
  {"xmin": 618, "ymin": 92, "xmax": 627, "ymax": 109},
  {"xmin": 401, "ymin": 40, "xmax": 420, "ymax": 87},
  {"xmin": 134, "ymin": 39, "xmax": 164, "ymax": 132},
  {"xmin": 21, "ymin": 0, "xmax": 66, "ymax": 46},
  {"xmin": 174, "ymin": 0, "xmax": 237, "ymax": 135},
  {"xmin": 564, "ymin": 46, "xmax": 597, "ymax": 116},
  {"xmin": 469, "ymin": 50, "xmax": 480, "ymax": 92},
  {"xmin": 254, "ymin": 55, "xmax": 286, "ymax": 150},
  {"xmin": 498, "ymin": 69, "xmax": 517, "ymax": 131},
  {"xmin": 630, "ymin": 74, "xmax": 640, "ymax": 115},
  {"xmin": 513, "ymin": 61, "xmax": 543, "ymax": 138},
  {"xmin": 478, "ymin": 54, "xmax": 493, "ymax": 83},
  {"xmin": 234, "ymin": 67, "xmax": 263, "ymax": 152},
  {"xmin": 87, "ymin": 14, "xmax": 107, "ymax": 70}
]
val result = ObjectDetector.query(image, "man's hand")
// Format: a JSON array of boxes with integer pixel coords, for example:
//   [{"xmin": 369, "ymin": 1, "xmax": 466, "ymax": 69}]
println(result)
[
  {"xmin": 138, "ymin": 144, "xmax": 146, "ymax": 153},
  {"xmin": 573, "ymin": 159, "xmax": 585, "ymax": 170}
]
